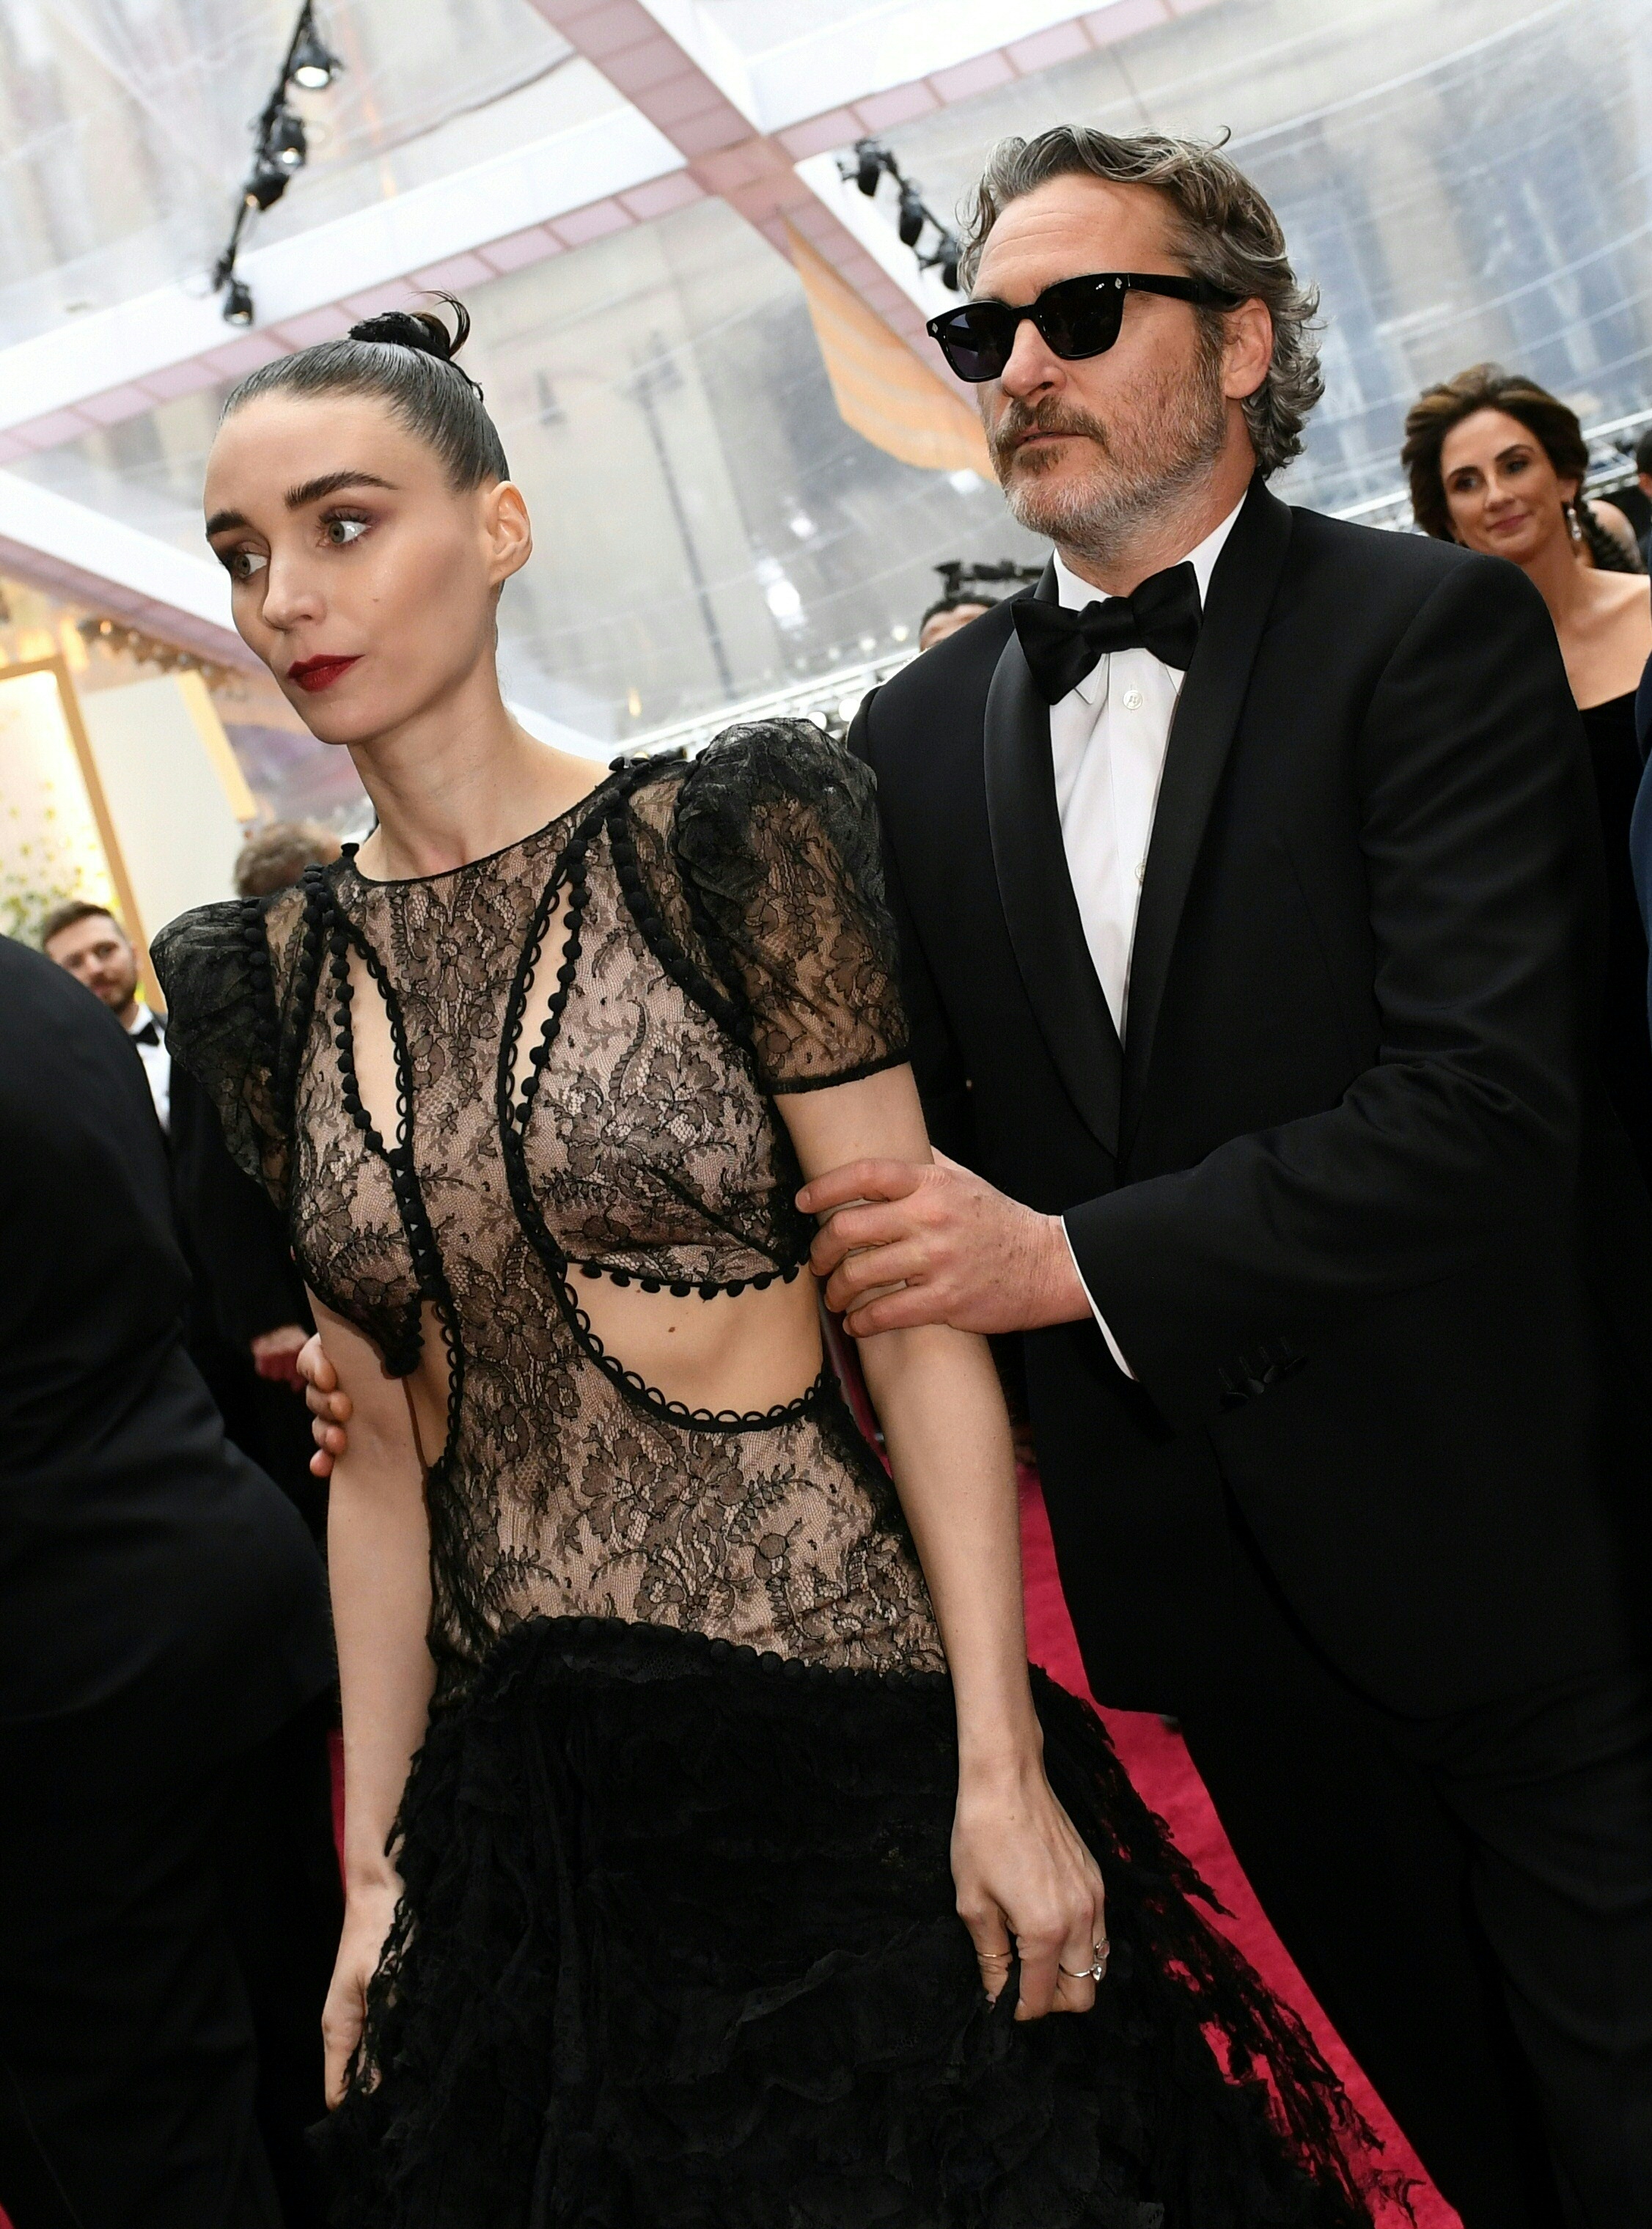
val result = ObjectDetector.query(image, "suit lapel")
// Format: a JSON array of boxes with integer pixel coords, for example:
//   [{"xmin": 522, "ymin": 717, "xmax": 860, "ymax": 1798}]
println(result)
[
  {"xmin": 1120, "ymin": 480, "xmax": 1293, "ymax": 1156},
  {"xmin": 983, "ymin": 564, "xmax": 1123, "ymax": 1158}
]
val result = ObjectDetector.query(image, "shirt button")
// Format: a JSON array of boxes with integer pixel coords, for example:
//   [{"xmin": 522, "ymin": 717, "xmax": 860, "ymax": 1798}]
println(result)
[
  {"xmin": 1122, "ymin": 687, "xmax": 1145, "ymax": 710},
  {"xmin": 1135, "ymin": 859, "xmax": 1147, "ymax": 884}
]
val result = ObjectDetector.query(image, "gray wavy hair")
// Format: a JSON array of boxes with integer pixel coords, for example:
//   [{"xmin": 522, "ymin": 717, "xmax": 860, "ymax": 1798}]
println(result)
[{"xmin": 957, "ymin": 127, "xmax": 1322, "ymax": 477}]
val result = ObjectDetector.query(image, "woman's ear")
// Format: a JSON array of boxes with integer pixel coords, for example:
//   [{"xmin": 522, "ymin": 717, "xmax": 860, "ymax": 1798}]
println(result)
[{"xmin": 482, "ymin": 479, "xmax": 533, "ymax": 587}]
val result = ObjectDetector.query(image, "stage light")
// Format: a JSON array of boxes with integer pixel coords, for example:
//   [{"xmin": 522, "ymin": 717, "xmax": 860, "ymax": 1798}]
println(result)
[
  {"xmin": 289, "ymin": 23, "xmax": 342, "ymax": 89},
  {"xmin": 223, "ymin": 276, "xmax": 255, "ymax": 326},
  {"xmin": 268, "ymin": 108, "xmax": 307, "ymax": 170},
  {"xmin": 244, "ymin": 161, "xmax": 288, "ymax": 211},
  {"xmin": 840, "ymin": 138, "xmax": 962, "ymax": 294}
]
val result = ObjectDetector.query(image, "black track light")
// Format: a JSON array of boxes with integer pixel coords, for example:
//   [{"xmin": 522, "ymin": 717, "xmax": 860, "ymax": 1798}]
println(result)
[
  {"xmin": 288, "ymin": 23, "xmax": 342, "ymax": 89},
  {"xmin": 210, "ymin": 6, "xmax": 340, "ymax": 331},
  {"xmin": 268, "ymin": 108, "xmax": 307, "ymax": 170},
  {"xmin": 243, "ymin": 160, "xmax": 289, "ymax": 211},
  {"xmin": 837, "ymin": 136, "xmax": 962, "ymax": 294}
]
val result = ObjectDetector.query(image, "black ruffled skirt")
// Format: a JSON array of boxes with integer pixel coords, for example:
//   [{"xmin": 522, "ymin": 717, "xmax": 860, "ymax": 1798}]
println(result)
[{"xmin": 315, "ymin": 1617, "xmax": 1387, "ymax": 2228}]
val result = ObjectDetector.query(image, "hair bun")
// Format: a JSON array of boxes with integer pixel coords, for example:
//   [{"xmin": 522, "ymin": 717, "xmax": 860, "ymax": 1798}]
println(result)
[{"xmin": 348, "ymin": 294, "xmax": 472, "ymax": 363}]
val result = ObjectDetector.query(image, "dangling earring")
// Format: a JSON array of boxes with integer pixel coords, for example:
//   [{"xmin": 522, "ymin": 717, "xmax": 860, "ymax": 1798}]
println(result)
[{"xmin": 1565, "ymin": 499, "xmax": 1583, "ymax": 543}]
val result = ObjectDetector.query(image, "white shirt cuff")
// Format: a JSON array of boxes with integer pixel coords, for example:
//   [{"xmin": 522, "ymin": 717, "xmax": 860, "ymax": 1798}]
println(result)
[{"xmin": 1061, "ymin": 1217, "xmax": 1136, "ymax": 1380}]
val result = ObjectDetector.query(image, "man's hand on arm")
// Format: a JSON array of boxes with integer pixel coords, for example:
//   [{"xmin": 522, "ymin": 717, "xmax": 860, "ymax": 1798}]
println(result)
[{"xmin": 798, "ymin": 1152, "xmax": 1090, "ymax": 1337}]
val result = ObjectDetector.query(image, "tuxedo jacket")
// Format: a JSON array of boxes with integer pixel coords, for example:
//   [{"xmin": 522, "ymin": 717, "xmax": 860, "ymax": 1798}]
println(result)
[
  {"xmin": 855, "ymin": 478, "xmax": 1652, "ymax": 1715},
  {"xmin": 0, "ymin": 938, "xmax": 330, "ymax": 1771}
]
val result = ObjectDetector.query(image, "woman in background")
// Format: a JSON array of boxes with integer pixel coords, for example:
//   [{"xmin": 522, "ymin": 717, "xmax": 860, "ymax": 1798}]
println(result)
[
  {"xmin": 154, "ymin": 301, "xmax": 1375, "ymax": 2228},
  {"xmin": 1403, "ymin": 363, "xmax": 1652, "ymax": 1179}
]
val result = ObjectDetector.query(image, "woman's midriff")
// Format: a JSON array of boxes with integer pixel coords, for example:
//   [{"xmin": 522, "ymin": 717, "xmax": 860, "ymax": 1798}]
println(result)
[{"xmin": 573, "ymin": 1270, "xmax": 825, "ymax": 1414}]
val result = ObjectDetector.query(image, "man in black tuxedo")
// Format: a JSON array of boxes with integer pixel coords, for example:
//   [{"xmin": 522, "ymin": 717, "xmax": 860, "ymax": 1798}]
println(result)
[
  {"xmin": 806, "ymin": 128, "xmax": 1652, "ymax": 2225},
  {"xmin": 41, "ymin": 898, "xmax": 321, "ymax": 1530},
  {"xmin": 0, "ymin": 936, "xmax": 338, "ymax": 2227}
]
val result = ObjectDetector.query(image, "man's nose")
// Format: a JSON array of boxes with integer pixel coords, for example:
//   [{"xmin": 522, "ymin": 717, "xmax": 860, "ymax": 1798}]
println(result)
[{"xmin": 997, "ymin": 316, "xmax": 1062, "ymax": 400}]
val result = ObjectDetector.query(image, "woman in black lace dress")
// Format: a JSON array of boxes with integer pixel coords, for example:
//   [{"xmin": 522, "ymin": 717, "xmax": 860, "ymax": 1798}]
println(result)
[{"xmin": 154, "ymin": 304, "xmax": 1381, "ymax": 2228}]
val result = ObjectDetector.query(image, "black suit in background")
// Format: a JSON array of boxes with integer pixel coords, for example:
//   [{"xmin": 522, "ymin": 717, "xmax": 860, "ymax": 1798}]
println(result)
[
  {"xmin": 856, "ymin": 479, "xmax": 1652, "ymax": 2227},
  {"xmin": 0, "ymin": 939, "xmax": 338, "ymax": 2229},
  {"xmin": 169, "ymin": 1060, "xmax": 323, "ymax": 1535}
]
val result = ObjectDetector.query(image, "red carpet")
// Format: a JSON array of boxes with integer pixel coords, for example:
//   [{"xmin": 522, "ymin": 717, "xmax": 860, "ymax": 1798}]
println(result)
[{"xmin": 1018, "ymin": 1466, "xmax": 1458, "ymax": 2228}]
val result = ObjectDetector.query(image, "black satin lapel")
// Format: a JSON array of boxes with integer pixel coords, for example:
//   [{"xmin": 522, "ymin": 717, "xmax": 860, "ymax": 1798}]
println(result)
[
  {"xmin": 1120, "ymin": 479, "xmax": 1294, "ymax": 1154},
  {"xmin": 983, "ymin": 596, "xmax": 1123, "ymax": 1159}
]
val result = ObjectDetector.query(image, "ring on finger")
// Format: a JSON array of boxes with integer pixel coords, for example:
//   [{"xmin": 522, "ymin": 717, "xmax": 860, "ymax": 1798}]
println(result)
[
  {"xmin": 1058, "ymin": 1944, "xmax": 1111, "ymax": 1983},
  {"xmin": 977, "ymin": 1947, "xmax": 1014, "ymax": 1965}
]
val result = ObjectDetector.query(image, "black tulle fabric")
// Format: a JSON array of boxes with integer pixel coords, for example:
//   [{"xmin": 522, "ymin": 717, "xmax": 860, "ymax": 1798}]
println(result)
[
  {"xmin": 154, "ymin": 724, "xmax": 1387, "ymax": 2224},
  {"xmin": 313, "ymin": 1620, "xmax": 1384, "ymax": 2228}
]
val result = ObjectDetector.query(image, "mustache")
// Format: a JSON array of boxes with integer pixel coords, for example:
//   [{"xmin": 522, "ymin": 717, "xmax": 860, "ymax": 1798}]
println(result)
[{"xmin": 989, "ymin": 399, "xmax": 1112, "ymax": 468}]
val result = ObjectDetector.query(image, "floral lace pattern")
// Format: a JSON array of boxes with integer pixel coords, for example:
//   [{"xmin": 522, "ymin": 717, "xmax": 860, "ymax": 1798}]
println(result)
[{"xmin": 154, "ymin": 724, "xmax": 943, "ymax": 1696}]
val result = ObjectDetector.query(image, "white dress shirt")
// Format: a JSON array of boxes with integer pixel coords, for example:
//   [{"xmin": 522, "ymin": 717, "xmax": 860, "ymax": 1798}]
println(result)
[
  {"xmin": 1051, "ymin": 499, "xmax": 1244, "ymax": 1374},
  {"xmin": 128, "ymin": 1000, "xmax": 172, "ymax": 1136}
]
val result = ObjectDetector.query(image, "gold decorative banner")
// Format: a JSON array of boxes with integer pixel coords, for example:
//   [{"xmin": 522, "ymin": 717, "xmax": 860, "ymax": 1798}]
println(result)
[
  {"xmin": 0, "ymin": 658, "xmax": 134, "ymax": 956},
  {"xmin": 785, "ymin": 224, "xmax": 994, "ymax": 480}
]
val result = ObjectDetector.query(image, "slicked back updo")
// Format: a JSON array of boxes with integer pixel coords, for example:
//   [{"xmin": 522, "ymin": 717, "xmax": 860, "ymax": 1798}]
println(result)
[{"xmin": 221, "ymin": 295, "xmax": 510, "ymax": 488}]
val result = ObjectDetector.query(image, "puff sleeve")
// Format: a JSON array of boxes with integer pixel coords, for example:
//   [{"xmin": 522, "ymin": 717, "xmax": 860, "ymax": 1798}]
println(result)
[
  {"xmin": 150, "ymin": 885, "xmax": 310, "ymax": 1212},
  {"xmin": 671, "ymin": 719, "xmax": 911, "ymax": 1093}
]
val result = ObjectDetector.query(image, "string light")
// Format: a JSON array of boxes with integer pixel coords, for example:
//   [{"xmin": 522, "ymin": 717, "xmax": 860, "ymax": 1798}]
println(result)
[
  {"xmin": 75, "ymin": 615, "xmax": 236, "ymax": 691},
  {"xmin": 212, "ymin": 4, "xmax": 343, "ymax": 326}
]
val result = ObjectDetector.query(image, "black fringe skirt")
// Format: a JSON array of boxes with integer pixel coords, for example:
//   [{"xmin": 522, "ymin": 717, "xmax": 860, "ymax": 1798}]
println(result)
[{"xmin": 315, "ymin": 1617, "xmax": 1390, "ymax": 2228}]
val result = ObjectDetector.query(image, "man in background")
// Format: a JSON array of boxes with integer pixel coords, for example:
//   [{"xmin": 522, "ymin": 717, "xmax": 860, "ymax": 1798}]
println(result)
[
  {"xmin": 0, "ymin": 933, "xmax": 337, "ymax": 2227},
  {"xmin": 917, "ymin": 592, "xmax": 996, "ymax": 651},
  {"xmin": 234, "ymin": 820, "xmax": 340, "ymax": 903},
  {"xmin": 40, "ymin": 866, "xmax": 330, "ymax": 1533},
  {"xmin": 42, "ymin": 900, "xmax": 169, "ymax": 1131},
  {"xmin": 1635, "ymin": 426, "xmax": 1652, "ymax": 571}
]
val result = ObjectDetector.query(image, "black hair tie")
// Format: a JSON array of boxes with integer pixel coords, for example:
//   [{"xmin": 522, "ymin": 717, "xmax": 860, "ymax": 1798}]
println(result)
[
  {"xmin": 347, "ymin": 295, "xmax": 485, "ymax": 397},
  {"xmin": 348, "ymin": 309, "xmax": 454, "ymax": 356}
]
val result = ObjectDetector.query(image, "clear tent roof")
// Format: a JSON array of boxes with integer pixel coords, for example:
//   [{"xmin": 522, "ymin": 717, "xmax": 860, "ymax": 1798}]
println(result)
[
  {"xmin": 1, "ymin": 0, "xmax": 1648, "ymax": 765},
  {"xmin": 0, "ymin": 0, "xmax": 573, "ymax": 341}
]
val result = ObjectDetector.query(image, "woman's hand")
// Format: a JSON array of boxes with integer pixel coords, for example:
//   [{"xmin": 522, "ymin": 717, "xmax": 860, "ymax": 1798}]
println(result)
[
  {"xmin": 298, "ymin": 1330, "xmax": 352, "ymax": 1477},
  {"xmin": 952, "ymin": 1751, "xmax": 1108, "ymax": 2019},
  {"xmin": 322, "ymin": 1879, "xmax": 400, "ymax": 2107}
]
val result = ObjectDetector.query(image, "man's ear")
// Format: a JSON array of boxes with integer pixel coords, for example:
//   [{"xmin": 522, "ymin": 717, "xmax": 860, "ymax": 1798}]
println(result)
[
  {"xmin": 483, "ymin": 478, "xmax": 533, "ymax": 586},
  {"xmin": 1222, "ymin": 298, "xmax": 1274, "ymax": 404}
]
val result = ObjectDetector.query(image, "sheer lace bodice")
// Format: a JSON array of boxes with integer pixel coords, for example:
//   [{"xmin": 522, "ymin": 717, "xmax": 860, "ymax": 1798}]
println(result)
[{"xmin": 154, "ymin": 725, "xmax": 943, "ymax": 1697}]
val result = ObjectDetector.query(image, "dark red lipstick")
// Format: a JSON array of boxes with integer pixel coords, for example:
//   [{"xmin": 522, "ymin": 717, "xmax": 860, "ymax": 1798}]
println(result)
[{"xmin": 288, "ymin": 654, "xmax": 361, "ymax": 693}]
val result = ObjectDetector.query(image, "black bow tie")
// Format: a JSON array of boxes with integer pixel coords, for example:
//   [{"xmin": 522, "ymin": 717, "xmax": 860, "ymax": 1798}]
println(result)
[
  {"xmin": 1012, "ymin": 562, "xmax": 1203, "ymax": 705},
  {"xmin": 131, "ymin": 1018, "xmax": 162, "ymax": 1048}
]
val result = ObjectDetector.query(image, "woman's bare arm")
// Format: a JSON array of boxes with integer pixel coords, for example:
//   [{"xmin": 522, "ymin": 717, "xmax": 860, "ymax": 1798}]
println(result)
[
  {"xmin": 308, "ymin": 1292, "xmax": 436, "ymax": 2103},
  {"xmin": 779, "ymin": 1066, "xmax": 1105, "ymax": 2021}
]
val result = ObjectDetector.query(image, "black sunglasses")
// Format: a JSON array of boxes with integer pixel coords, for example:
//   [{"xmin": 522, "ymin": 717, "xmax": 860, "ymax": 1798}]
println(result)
[{"xmin": 925, "ymin": 271, "xmax": 1241, "ymax": 383}]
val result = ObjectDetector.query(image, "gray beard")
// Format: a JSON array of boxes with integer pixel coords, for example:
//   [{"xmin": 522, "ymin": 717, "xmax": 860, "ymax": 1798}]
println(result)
[{"xmin": 997, "ymin": 351, "xmax": 1230, "ymax": 570}]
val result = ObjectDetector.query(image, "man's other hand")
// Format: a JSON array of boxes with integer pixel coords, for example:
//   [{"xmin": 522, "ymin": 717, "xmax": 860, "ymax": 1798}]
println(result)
[
  {"xmin": 798, "ymin": 1152, "xmax": 1088, "ymax": 1337},
  {"xmin": 250, "ymin": 1322, "xmax": 310, "ymax": 1389}
]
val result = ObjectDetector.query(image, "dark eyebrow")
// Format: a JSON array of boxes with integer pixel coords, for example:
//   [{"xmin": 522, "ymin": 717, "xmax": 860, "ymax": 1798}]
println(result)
[
  {"xmin": 284, "ymin": 469, "xmax": 395, "ymax": 510},
  {"xmin": 205, "ymin": 508, "xmax": 248, "ymax": 537}
]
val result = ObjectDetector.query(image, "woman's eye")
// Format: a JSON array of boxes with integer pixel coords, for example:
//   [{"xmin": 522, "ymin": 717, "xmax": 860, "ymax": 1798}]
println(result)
[
  {"xmin": 323, "ymin": 515, "xmax": 369, "ymax": 547},
  {"xmin": 225, "ymin": 549, "xmax": 268, "ymax": 581}
]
